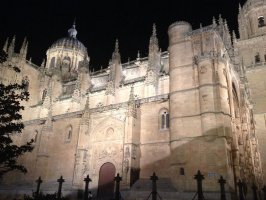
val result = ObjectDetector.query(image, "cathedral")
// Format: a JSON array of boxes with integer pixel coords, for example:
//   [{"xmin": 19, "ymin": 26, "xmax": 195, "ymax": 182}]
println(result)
[{"xmin": 0, "ymin": 0, "xmax": 266, "ymax": 199}]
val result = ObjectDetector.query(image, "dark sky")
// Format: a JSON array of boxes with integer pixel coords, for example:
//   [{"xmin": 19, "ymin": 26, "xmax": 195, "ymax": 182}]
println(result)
[{"xmin": 0, "ymin": 0, "xmax": 246, "ymax": 70}]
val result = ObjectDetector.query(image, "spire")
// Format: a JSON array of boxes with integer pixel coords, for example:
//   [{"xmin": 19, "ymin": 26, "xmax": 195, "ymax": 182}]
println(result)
[
  {"xmin": 3, "ymin": 37, "xmax": 9, "ymax": 52},
  {"xmin": 232, "ymin": 30, "xmax": 237, "ymax": 44},
  {"xmin": 239, "ymin": 3, "xmax": 242, "ymax": 13},
  {"xmin": 152, "ymin": 23, "xmax": 157, "ymax": 37},
  {"xmin": 68, "ymin": 19, "xmax": 77, "ymax": 39},
  {"xmin": 115, "ymin": 39, "xmax": 119, "ymax": 54},
  {"xmin": 112, "ymin": 39, "xmax": 121, "ymax": 62},
  {"xmin": 149, "ymin": 23, "xmax": 159, "ymax": 53},
  {"xmin": 224, "ymin": 19, "xmax": 229, "ymax": 32},
  {"xmin": 8, "ymin": 35, "xmax": 16, "ymax": 58},
  {"xmin": 20, "ymin": 37, "xmax": 28, "ymax": 60},
  {"xmin": 218, "ymin": 14, "xmax": 223, "ymax": 26}
]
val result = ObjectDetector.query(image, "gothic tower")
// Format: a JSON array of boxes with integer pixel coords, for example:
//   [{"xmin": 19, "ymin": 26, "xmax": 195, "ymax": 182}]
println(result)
[{"xmin": 236, "ymin": 0, "xmax": 266, "ymax": 184}]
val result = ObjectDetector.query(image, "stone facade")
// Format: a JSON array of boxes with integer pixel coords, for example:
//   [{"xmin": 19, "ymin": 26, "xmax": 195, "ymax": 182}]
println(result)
[{"xmin": 0, "ymin": 0, "xmax": 265, "ymax": 199}]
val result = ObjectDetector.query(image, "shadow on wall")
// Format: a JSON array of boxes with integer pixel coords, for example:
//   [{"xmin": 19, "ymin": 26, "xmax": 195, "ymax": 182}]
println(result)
[{"xmin": 0, "ymin": 126, "xmax": 258, "ymax": 200}]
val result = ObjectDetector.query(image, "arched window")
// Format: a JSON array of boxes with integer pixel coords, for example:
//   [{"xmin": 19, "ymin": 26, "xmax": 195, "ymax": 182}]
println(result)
[
  {"xmin": 50, "ymin": 57, "xmax": 55, "ymax": 68},
  {"xmin": 65, "ymin": 125, "xmax": 72, "ymax": 143},
  {"xmin": 159, "ymin": 109, "xmax": 169, "ymax": 130}
]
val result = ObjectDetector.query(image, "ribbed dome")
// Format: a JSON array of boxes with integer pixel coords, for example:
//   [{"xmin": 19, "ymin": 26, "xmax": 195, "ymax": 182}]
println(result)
[
  {"xmin": 49, "ymin": 22, "xmax": 87, "ymax": 54},
  {"xmin": 50, "ymin": 37, "xmax": 87, "ymax": 53}
]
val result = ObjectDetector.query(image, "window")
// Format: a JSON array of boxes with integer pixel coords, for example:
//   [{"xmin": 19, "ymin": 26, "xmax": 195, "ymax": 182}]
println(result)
[
  {"xmin": 258, "ymin": 16, "xmax": 265, "ymax": 27},
  {"xmin": 50, "ymin": 57, "xmax": 55, "ymax": 68},
  {"xmin": 160, "ymin": 109, "xmax": 169, "ymax": 130},
  {"xmin": 42, "ymin": 89, "xmax": 47, "ymax": 101},
  {"xmin": 255, "ymin": 53, "xmax": 261, "ymax": 63},
  {"xmin": 65, "ymin": 126, "xmax": 72, "ymax": 143},
  {"xmin": 180, "ymin": 168, "xmax": 185, "ymax": 175},
  {"xmin": 34, "ymin": 131, "xmax": 38, "ymax": 143},
  {"xmin": 22, "ymin": 76, "xmax": 29, "ymax": 91}
]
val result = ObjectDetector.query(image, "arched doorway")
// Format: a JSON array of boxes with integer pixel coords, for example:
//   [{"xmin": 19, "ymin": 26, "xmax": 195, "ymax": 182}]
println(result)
[{"xmin": 97, "ymin": 162, "xmax": 116, "ymax": 200}]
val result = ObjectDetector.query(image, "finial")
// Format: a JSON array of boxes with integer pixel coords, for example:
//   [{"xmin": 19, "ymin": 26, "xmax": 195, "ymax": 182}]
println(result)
[
  {"xmin": 68, "ymin": 20, "xmax": 77, "ymax": 38},
  {"xmin": 20, "ymin": 37, "xmax": 28, "ymax": 59},
  {"xmin": 115, "ymin": 39, "xmax": 119, "ymax": 53},
  {"xmin": 73, "ymin": 17, "xmax": 76, "ymax": 28},
  {"xmin": 137, "ymin": 50, "xmax": 140, "ymax": 60},
  {"xmin": 152, "ymin": 23, "xmax": 157, "ymax": 37},
  {"xmin": 200, "ymin": 23, "xmax": 203, "ymax": 29},
  {"xmin": 218, "ymin": 14, "xmax": 223, "ymax": 26},
  {"xmin": 212, "ymin": 16, "xmax": 217, "ymax": 27},
  {"xmin": 8, "ymin": 35, "xmax": 16, "ymax": 57},
  {"xmin": 41, "ymin": 59, "xmax": 45, "ymax": 68},
  {"xmin": 224, "ymin": 19, "xmax": 229, "ymax": 32},
  {"xmin": 232, "ymin": 30, "xmax": 237, "ymax": 43},
  {"xmin": 149, "ymin": 23, "xmax": 159, "ymax": 53},
  {"xmin": 3, "ymin": 37, "xmax": 9, "ymax": 52}
]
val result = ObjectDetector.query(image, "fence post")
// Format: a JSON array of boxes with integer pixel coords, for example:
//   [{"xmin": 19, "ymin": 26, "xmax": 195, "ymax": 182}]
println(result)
[
  {"xmin": 252, "ymin": 183, "xmax": 258, "ymax": 200},
  {"xmin": 57, "ymin": 176, "xmax": 65, "ymax": 199},
  {"xmin": 194, "ymin": 170, "xmax": 204, "ymax": 200},
  {"xmin": 114, "ymin": 173, "xmax": 122, "ymax": 200},
  {"xmin": 237, "ymin": 180, "xmax": 245, "ymax": 200},
  {"xmin": 84, "ymin": 175, "xmax": 92, "ymax": 200},
  {"xmin": 218, "ymin": 176, "xmax": 226, "ymax": 200},
  {"xmin": 150, "ymin": 172, "xmax": 158, "ymax": 200},
  {"xmin": 35, "ymin": 176, "xmax": 42, "ymax": 200},
  {"xmin": 262, "ymin": 185, "xmax": 266, "ymax": 200}
]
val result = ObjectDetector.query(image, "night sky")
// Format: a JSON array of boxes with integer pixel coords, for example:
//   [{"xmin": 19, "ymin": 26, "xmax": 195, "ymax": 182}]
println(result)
[{"xmin": 1, "ymin": 0, "xmax": 246, "ymax": 70}]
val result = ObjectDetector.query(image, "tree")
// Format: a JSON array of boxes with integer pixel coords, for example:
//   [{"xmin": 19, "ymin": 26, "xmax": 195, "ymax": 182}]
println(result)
[{"xmin": 0, "ymin": 49, "xmax": 34, "ymax": 178}]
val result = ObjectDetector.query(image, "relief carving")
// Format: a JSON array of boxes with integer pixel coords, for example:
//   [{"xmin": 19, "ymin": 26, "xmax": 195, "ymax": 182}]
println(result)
[{"xmin": 200, "ymin": 65, "xmax": 207, "ymax": 74}]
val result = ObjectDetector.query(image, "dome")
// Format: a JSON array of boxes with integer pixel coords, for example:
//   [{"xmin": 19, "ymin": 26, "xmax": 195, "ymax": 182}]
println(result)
[
  {"xmin": 50, "ymin": 37, "xmax": 87, "ymax": 53},
  {"xmin": 49, "ymin": 23, "xmax": 87, "ymax": 54}
]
